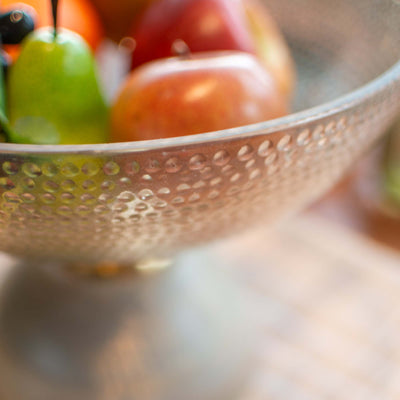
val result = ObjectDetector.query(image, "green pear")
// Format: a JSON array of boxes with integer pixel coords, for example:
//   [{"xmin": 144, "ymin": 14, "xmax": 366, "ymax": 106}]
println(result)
[{"xmin": 7, "ymin": 27, "xmax": 108, "ymax": 144}]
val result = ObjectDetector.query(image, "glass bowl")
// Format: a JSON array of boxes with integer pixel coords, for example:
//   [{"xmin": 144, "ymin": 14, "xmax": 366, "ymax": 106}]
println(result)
[{"xmin": 0, "ymin": 0, "xmax": 398, "ymax": 265}]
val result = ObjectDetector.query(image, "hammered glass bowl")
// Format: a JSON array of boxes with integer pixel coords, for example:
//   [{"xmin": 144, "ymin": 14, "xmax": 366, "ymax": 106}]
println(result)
[
  {"xmin": 0, "ymin": 0, "xmax": 399, "ymax": 399},
  {"xmin": 0, "ymin": 0, "xmax": 398, "ymax": 265}
]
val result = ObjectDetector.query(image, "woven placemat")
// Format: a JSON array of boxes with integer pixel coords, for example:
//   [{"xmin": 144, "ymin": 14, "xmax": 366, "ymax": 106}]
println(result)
[{"xmin": 219, "ymin": 214, "xmax": 400, "ymax": 400}]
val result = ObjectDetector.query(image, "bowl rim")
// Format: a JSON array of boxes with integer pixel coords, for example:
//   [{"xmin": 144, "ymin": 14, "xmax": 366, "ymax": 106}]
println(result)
[{"xmin": 1, "ymin": 59, "xmax": 399, "ymax": 156}]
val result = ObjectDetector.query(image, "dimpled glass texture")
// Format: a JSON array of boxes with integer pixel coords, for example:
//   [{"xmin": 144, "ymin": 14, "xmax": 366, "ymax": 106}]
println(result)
[{"xmin": 0, "ymin": 0, "xmax": 400, "ymax": 264}]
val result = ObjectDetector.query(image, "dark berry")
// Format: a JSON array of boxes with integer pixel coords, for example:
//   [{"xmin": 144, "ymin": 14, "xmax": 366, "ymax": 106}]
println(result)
[{"xmin": 0, "ymin": 10, "xmax": 35, "ymax": 45}]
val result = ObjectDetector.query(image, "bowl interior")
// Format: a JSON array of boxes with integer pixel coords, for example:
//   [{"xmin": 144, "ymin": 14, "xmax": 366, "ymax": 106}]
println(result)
[{"xmin": 278, "ymin": 0, "xmax": 400, "ymax": 111}]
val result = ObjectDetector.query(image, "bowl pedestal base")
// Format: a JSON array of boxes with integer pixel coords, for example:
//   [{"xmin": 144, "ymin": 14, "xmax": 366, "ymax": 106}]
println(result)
[{"xmin": 0, "ymin": 250, "xmax": 257, "ymax": 400}]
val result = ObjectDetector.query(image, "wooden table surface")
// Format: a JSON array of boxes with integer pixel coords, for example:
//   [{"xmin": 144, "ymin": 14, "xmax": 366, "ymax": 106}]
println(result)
[{"xmin": 234, "ymin": 202, "xmax": 400, "ymax": 398}]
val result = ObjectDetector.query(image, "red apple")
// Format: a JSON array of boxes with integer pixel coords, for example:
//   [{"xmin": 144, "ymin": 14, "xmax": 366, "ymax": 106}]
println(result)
[
  {"xmin": 129, "ymin": 0, "xmax": 256, "ymax": 67},
  {"xmin": 128, "ymin": 0, "xmax": 295, "ymax": 98},
  {"xmin": 111, "ymin": 51, "xmax": 288, "ymax": 142}
]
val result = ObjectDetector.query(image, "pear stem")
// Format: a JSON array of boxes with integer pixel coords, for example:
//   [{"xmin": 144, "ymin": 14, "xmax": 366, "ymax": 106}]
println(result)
[{"xmin": 51, "ymin": 0, "xmax": 59, "ymax": 39}]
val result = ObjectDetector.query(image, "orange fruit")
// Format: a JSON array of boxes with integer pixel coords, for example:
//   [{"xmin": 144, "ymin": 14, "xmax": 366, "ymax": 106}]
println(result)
[
  {"xmin": 2, "ymin": 0, "xmax": 104, "ymax": 59},
  {"xmin": 88, "ymin": 0, "xmax": 154, "ymax": 42}
]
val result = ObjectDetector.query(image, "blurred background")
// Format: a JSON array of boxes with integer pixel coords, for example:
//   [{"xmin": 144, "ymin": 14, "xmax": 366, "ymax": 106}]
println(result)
[{"xmin": 311, "ymin": 119, "xmax": 400, "ymax": 251}]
